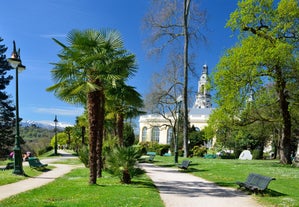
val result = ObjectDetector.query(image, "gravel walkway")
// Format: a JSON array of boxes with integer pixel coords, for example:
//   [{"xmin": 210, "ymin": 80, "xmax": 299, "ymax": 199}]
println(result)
[
  {"xmin": 0, "ymin": 150, "xmax": 81, "ymax": 201},
  {"xmin": 139, "ymin": 163, "xmax": 262, "ymax": 207}
]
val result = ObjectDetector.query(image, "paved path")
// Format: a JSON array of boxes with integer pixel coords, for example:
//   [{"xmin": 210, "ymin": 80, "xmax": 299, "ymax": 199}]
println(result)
[
  {"xmin": 0, "ymin": 150, "xmax": 82, "ymax": 201},
  {"xmin": 139, "ymin": 163, "xmax": 262, "ymax": 207},
  {"xmin": 1, "ymin": 152, "xmax": 263, "ymax": 206}
]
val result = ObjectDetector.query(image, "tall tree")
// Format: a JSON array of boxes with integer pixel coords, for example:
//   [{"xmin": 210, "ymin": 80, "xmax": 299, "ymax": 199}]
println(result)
[
  {"xmin": 106, "ymin": 81, "xmax": 144, "ymax": 146},
  {"xmin": 143, "ymin": 0, "xmax": 206, "ymax": 157},
  {"xmin": 212, "ymin": 0, "xmax": 299, "ymax": 164},
  {"xmin": 0, "ymin": 37, "xmax": 15, "ymax": 158},
  {"xmin": 47, "ymin": 29, "xmax": 136, "ymax": 184}
]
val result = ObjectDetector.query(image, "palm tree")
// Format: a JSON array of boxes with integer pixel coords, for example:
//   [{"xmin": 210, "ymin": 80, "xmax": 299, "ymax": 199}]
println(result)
[
  {"xmin": 105, "ymin": 146, "xmax": 140, "ymax": 184},
  {"xmin": 106, "ymin": 81, "xmax": 144, "ymax": 146},
  {"xmin": 47, "ymin": 29, "xmax": 136, "ymax": 184}
]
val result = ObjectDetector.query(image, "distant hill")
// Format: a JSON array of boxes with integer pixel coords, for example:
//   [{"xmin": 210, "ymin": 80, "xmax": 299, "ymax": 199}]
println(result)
[{"xmin": 21, "ymin": 120, "xmax": 72, "ymax": 130}]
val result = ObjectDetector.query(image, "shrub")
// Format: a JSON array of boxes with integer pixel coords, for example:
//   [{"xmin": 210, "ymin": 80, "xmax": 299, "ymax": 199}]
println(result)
[
  {"xmin": 105, "ymin": 146, "xmax": 140, "ymax": 184},
  {"xmin": 78, "ymin": 145, "xmax": 89, "ymax": 167},
  {"xmin": 192, "ymin": 146, "xmax": 207, "ymax": 157}
]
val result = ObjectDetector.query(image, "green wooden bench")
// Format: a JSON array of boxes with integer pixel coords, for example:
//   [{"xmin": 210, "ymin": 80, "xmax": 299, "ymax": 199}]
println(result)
[
  {"xmin": 178, "ymin": 160, "xmax": 191, "ymax": 170},
  {"xmin": 0, "ymin": 162, "xmax": 14, "ymax": 171},
  {"xmin": 204, "ymin": 154, "xmax": 216, "ymax": 159},
  {"xmin": 236, "ymin": 173, "xmax": 275, "ymax": 193},
  {"xmin": 28, "ymin": 157, "xmax": 48, "ymax": 170},
  {"xmin": 146, "ymin": 152, "xmax": 156, "ymax": 162}
]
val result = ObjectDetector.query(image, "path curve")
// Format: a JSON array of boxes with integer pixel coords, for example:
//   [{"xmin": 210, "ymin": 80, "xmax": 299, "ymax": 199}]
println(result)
[
  {"xmin": 139, "ymin": 163, "xmax": 262, "ymax": 207},
  {"xmin": 0, "ymin": 150, "xmax": 82, "ymax": 201}
]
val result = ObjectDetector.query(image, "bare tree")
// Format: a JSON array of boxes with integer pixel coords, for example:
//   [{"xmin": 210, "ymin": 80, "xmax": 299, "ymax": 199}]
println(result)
[
  {"xmin": 145, "ymin": 58, "xmax": 183, "ymax": 162},
  {"xmin": 143, "ymin": 0, "xmax": 206, "ymax": 157}
]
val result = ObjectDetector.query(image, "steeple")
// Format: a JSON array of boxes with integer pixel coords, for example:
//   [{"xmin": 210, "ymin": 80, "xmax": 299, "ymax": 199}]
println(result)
[{"xmin": 193, "ymin": 64, "xmax": 212, "ymax": 108}]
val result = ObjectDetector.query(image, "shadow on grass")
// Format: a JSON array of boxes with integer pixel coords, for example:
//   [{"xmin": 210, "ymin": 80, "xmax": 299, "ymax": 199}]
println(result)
[
  {"xmin": 236, "ymin": 188, "xmax": 287, "ymax": 197},
  {"xmin": 214, "ymin": 181, "xmax": 236, "ymax": 188},
  {"xmin": 264, "ymin": 189, "xmax": 287, "ymax": 197}
]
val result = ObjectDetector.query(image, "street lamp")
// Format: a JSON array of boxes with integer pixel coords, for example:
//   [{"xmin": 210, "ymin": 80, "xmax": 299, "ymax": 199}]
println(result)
[
  {"xmin": 54, "ymin": 115, "xmax": 58, "ymax": 155},
  {"xmin": 7, "ymin": 41, "xmax": 26, "ymax": 175},
  {"xmin": 175, "ymin": 95, "xmax": 183, "ymax": 164}
]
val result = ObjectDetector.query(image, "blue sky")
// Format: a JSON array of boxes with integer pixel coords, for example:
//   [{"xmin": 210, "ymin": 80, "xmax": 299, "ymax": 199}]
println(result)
[{"xmin": 1, "ymin": 0, "xmax": 238, "ymax": 126}]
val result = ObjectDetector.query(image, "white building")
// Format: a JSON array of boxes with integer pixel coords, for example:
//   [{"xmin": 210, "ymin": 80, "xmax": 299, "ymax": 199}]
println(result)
[{"xmin": 139, "ymin": 64, "xmax": 214, "ymax": 144}]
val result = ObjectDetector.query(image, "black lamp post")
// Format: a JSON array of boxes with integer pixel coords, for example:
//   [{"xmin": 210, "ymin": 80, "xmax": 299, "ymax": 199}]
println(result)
[
  {"xmin": 54, "ymin": 115, "xmax": 58, "ymax": 155},
  {"xmin": 7, "ymin": 41, "xmax": 26, "ymax": 175},
  {"xmin": 175, "ymin": 95, "xmax": 183, "ymax": 164}
]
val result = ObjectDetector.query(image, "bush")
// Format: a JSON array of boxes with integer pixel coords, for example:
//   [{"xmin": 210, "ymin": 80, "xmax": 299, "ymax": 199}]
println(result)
[
  {"xmin": 137, "ymin": 142, "xmax": 169, "ymax": 156},
  {"xmin": 78, "ymin": 145, "xmax": 89, "ymax": 167},
  {"xmin": 192, "ymin": 146, "xmax": 207, "ymax": 157},
  {"xmin": 105, "ymin": 146, "xmax": 141, "ymax": 184},
  {"xmin": 158, "ymin": 144, "xmax": 170, "ymax": 156},
  {"xmin": 252, "ymin": 149, "xmax": 263, "ymax": 159}
]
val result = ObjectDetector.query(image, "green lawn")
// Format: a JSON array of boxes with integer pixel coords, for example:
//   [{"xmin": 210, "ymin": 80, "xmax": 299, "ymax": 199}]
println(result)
[
  {"xmin": 0, "ymin": 167, "xmax": 164, "ymax": 207},
  {"xmin": 0, "ymin": 165, "xmax": 45, "ymax": 186},
  {"xmin": 1, "ymin": 155, "xmax": 299, "ymax": 207},
  {"xmin": 154, "ymin": 156, "xmax": 299, "ymax": 207}
]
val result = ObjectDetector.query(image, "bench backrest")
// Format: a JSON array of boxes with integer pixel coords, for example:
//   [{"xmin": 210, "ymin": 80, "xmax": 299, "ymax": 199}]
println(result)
[
  {"xmin": 28, "ymin": 157, "xmax": 43, "ymax": 166},
  {"xmin": 181, "ymin": 160, "xmax": 191, "ymax": 168},
  {"xmin": 249, "ymin": 173, "xmax": 275, "ymax": 190}
]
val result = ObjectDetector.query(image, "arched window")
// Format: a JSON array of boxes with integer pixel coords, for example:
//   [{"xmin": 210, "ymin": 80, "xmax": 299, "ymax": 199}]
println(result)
[
  {"xmin": 142, "ymin": 127, "xmax": 147, "ymax": 142},
  {"xmin": 151, "ymin": 127, "xmax": 160, "ymax": 143},
  {"xmin": 167, "ymin": 127, "xmax": 173, "ymax": 144}
]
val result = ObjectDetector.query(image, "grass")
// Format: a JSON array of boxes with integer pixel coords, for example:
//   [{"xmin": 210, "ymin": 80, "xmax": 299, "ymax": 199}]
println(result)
[
  {"xmin": 154, "ymin": 156, "xmax": 299, "ymax": 207},
  {"xmin": 0, "ymin": 167, "xmax": 164, "ymax": 207},
  {"xmin": 0, "ymin": 163, "xmax": 47, "ymax": 186},
  {"xmin": 2, "ymin": 154, "xmax": 299, "ymax": 206}
]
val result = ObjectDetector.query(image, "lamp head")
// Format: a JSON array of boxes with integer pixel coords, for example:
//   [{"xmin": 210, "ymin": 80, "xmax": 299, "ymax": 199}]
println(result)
[
  {"xmin": 54, "ymin": 115, "xmax": 58, "ymax": 123},
  {"xmin": 7, "ymin": 41, "xmax": 21, "ymax": 68}
]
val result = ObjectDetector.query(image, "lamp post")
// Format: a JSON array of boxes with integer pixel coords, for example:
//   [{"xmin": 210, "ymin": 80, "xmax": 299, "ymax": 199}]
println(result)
[
  {"xmin": 54, "ymin": 115, "xmax": 58, "ymax": 155},
  {"xmin": 7, "ymin": 41, "xmax": 26, "ymax": 175},
  {"xmin": 175, "ymin": 95, "xmax": 183, "ymax": 164}
]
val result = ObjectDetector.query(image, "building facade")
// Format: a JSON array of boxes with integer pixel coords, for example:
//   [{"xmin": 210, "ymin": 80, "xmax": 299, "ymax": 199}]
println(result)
[{"xmin": 139, "ymin": 64, "xmax": 213, "ymax": 144}]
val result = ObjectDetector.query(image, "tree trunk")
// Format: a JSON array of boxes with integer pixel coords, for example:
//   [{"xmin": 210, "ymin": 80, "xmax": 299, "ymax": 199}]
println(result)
[
  {"xmin": 81, "ymin": 126, "xmax": 85, "ymax": 145},
  {"xmin": 276, "ymin": 66, "xmax": 292, "ymax": 164},
  {"xmin": 117, "ymin": 113, "xmax": 124, "ymax": 146},
  {"xmin": 182, "ymin": 0, "xmax": 191, "ymax": 157},
  {"xmin": 97, "ymin": 89, "xmax": 105, "ymax": 178},
  {"xmin": 122, "ymin": 169, "xmax": 131, "ymax": 184},
  {"xmin": 87, "ymin": 89, "xmax": 101, "ymax": 184}
]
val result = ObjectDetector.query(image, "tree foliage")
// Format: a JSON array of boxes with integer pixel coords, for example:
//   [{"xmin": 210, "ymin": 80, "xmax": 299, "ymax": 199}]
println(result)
[
  {"xmin": 47, "ymin": 29, "xmax": 137, "ymax": 184},
  {"xmin": 210, "ymin": 0, "xmax": 299, "ymax": 164},
  {"xmin": 0, "ymin": 37, "xmax": 15, "ymax": 158}
]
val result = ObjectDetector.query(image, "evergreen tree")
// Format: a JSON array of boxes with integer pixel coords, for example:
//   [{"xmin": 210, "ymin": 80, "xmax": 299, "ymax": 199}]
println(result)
[{"xmin": 0, "ymin": 37, "xmax": 15, "ymax": 158}]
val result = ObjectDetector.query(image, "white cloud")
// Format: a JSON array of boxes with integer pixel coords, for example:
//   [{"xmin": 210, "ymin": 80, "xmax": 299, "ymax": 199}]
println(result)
[
  {"xmin": 35, "ymin": 107, "xmax": 84, "ymax": 116},
  {"xmin": 40, "ymin": 34, "xmax": 66, "ymax": 39}
]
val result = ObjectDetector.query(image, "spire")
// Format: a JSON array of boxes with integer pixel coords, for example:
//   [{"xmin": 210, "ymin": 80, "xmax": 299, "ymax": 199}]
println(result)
[
  {"xmin": 193, "ymin": 64, "xmax": 212, "ymax": 109},
  {"xmin": 202, "ymin": 64, "xmax": 208, "ymax": 75}
]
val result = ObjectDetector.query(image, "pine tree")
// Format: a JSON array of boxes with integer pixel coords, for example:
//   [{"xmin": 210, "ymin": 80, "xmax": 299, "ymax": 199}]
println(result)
[{"xmin": 0, "ymin": 37, "xmax": 15, "ymax": 158}]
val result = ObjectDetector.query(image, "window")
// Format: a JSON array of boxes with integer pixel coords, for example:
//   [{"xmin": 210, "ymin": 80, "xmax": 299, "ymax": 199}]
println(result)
[
  {"xmin": 142, "ymin": 127, "xmax": 147, "ymax": 142},
  {"xmin": 151, "ymin": 127, "xmax": 160, "ymax": 143},
  {"xmin": 167, "ymin": 127, "xmax": 173, "ymax": 144}
]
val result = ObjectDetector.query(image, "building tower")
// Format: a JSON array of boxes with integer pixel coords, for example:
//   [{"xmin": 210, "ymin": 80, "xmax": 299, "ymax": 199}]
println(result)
[{"xmin": 193, "ymin": 64, "xmax": 212, "ymax": 108}]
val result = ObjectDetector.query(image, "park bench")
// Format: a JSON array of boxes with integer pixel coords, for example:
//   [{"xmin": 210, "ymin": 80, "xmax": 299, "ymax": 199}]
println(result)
[
  {"xmin": 204, "ymin": 154, "xmax": 216, "ymax": 159},
  {"xmin": 236, "ymin": 173, "xmax": 275, "ymax": 193},
  {"xmin": 146, "ymin": 152, "xmax": 156, "ymax": 162},
  {"xmin": 178, "ymin": 160, "xmax": 191, "ymax": 170},
  {"xmin": 0, "ymin": 162, "xmax": 14, "ymax": 171},
  {"xmin": 28, "ymin": 157, "xmax": 48, "ymax": 170}
]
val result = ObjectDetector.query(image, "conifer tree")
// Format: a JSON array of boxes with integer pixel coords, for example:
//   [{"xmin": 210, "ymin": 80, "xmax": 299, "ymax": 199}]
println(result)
[{"xmin": 0, "ymin": 37, "xmax": 16, "ymax": 158}]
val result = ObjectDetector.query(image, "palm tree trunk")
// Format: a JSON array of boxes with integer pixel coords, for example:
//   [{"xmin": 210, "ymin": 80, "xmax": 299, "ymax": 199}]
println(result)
[
  {"xmin": 117, "ymin": 113, "xmax": 124, "ymax": 146},
  {"xmin": 97, "ymin": 89, "xmax": 105, "ymax": 178},
  {"xmin": 87, "ymin": 89, "xmax": 102, "ymax": 184}
]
